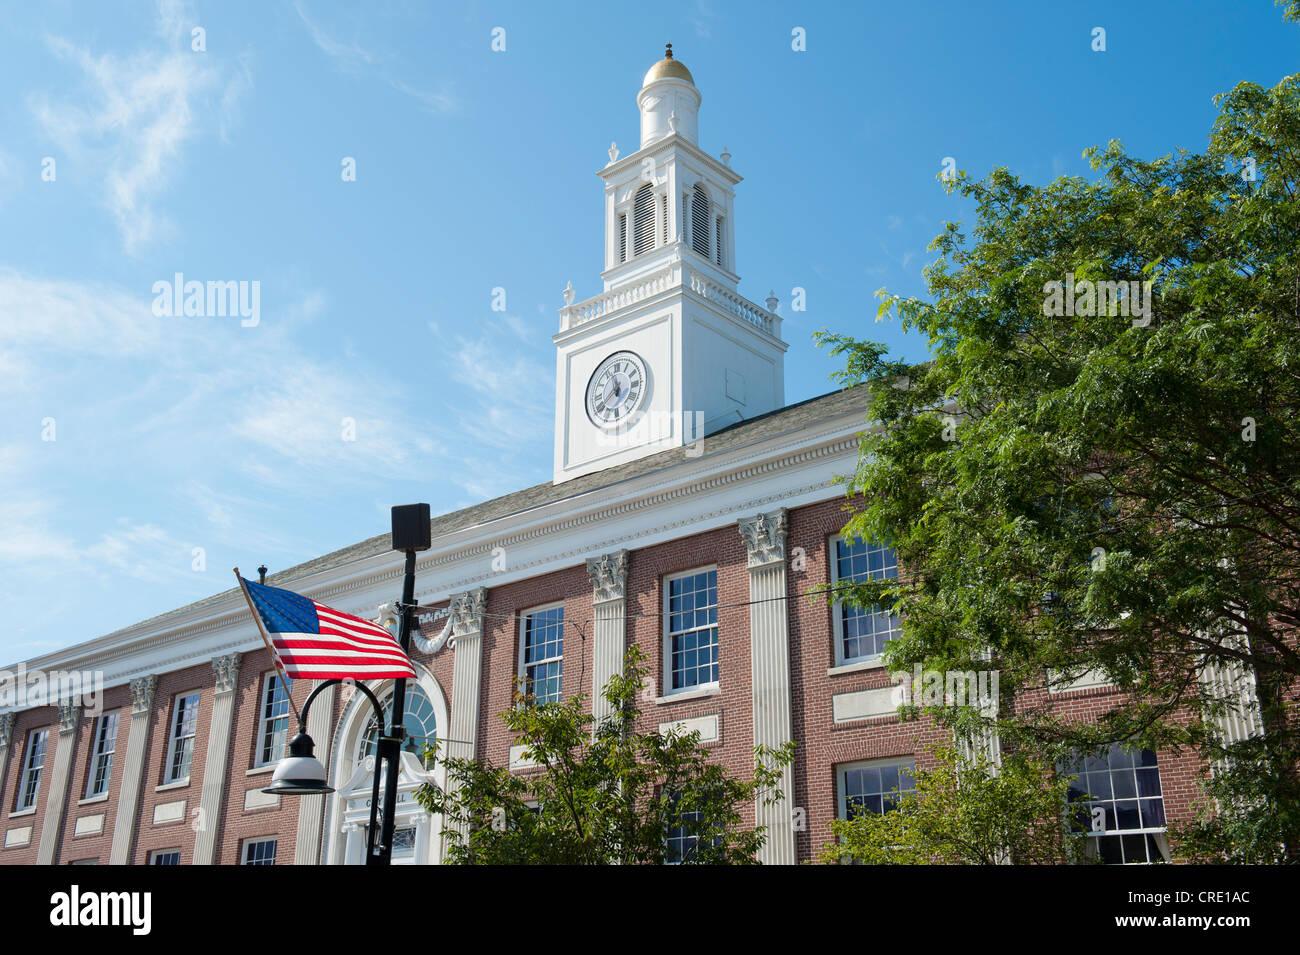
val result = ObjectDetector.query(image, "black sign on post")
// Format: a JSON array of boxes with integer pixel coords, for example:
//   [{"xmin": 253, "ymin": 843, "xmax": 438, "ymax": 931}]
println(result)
[{"xmin": 391, "ymin": 503, "xmax": 431, "ymax": 551}]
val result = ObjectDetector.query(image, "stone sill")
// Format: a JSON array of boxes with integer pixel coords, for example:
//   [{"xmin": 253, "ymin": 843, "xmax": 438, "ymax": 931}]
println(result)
[{"xmin": 655, "ymin": 684, "xmax": 721, "ymax": 705}]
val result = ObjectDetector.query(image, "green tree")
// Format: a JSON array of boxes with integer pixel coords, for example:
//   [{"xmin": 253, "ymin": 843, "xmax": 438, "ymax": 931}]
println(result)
[
  {"xmin": 816, "ymin": 62, "xmax": 1300, "ymax": 861},
  {"xmin": 415, "ymin": 646, "xmax": 794, "ymax": 864},
  {"xmin": 822, "ymin": 746, "xmax": 1084, "ymax": 865}
]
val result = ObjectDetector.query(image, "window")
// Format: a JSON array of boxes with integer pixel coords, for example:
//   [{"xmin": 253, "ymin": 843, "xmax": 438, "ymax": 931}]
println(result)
[
  {"xmin": 519, "ymin": 605, "xmax": 564, "ymax": 704},
  {"xmin": 690, "ymin": 184, "xmax": 710, "ymax": 257},
  {"xmin": 16, "ymin": 729, "xmax": 48, "ymax": 811},
  {"xmin": 1064, "ymin": 744, "xmax": 1169, "ymax": 864},
  {"xmin": 831, "ymin": 536, "xmax": 901, "ymax": 665},
  {"xmin": 149, "ymin": 849, "xmax": 181, "ymax": 866},
  {"xmin": 663, "ymin": 791, "xmax": 720, "ymax": 864},
  {"xmin": 838, "ymin": 758, "xmax": 916, "ymax": 819},
  {"xmin": 632, "ymin": 183, "xmax": 656, "ymax": 256},
  {"xmin": 85, "ymin": 712, "xmax": 120, "ymax": 798},
  {"xmin": 359, "ymin": 684, "xmax": 438, "ymax": 769},
  {"xmin": 164, "ymin": 692, "xmax": 200, "ymax": 783},
  {"xmin": 256, "ymin": 673, "xmax": 291, "ymax": 767},
  {"xmin": 242, "ymin": 837, "xmax": 277, "ymax": 865},
  {"xmin": 666, "ymin": 569, "xmax": 719, "ymax": 692}
]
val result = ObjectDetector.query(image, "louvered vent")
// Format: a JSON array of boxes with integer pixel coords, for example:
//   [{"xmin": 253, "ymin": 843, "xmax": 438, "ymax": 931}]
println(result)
[
  {"xmin": 662, "ymin": 194, "xmax": 669, "ymax": 244},
  {"xmin": 618, "ymin": 214, "xmax": 627, "ymax": 263},
  {"xmin": 633, "ymin": 184, "xmax": 655, "ymax": 256},
  {"xmin": 715, "ymin": 216, "xmax": 724, "ymax": 267},
  {"xmin": 691, "ymin": 185, "xmax": 710, "ymax": 257}
]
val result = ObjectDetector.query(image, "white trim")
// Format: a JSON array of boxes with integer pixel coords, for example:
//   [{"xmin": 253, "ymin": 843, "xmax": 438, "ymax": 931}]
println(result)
[
  {"xmin": 654, "ymin": 684, "xmax": 719, "ymax": 705},
  {"xmin": 826, "ymin": 659, "xmax": 888, "ymax": 677},
  {"xmin": 84, "ymin": 711, "xmax": 119, "ymax": 800},
  {"xmin": 517, "ymin": 601, "xmax": 566, "ymax": 704},
  {"xmin": 662, "ymin": 564, "xmax": 719, "ymax": 696},
  {"xmin": 154, "ymin": 779, "xmax": 190, "ymax": 793},
  {"xmin": 15, "ymin": 727, "xmax": 48, "ymax": 813},
  {"xmin": 162, "ymin": 691, "xmax": 200, "ymax": 785},
  {"xmin": 835, "ymin": 756, "xmax": 917, "ymax": 820},
  {"xmin": 829, "ymin": 534, "xmax": 900, "ymax": 667},
  {"xmin": 254, "ymin": 671, "xmax": 290, "ymax": 768}
]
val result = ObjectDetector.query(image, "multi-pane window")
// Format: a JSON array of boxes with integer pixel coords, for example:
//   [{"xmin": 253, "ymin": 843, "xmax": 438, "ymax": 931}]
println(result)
[
  {"xmin": 359, "ymin": 685, "xmax": 438, "ymax": 769},
  {"xmin": 256, "ymin": 673, "xmax": 291, "ymax": 767},
  {"xmin": 85, "ymin": 712, "xmax": 120, "ymax": 798},
  {"xmin": 520, "ymin": 606, "xmax": 564, "ymax": 704},
  {"xmin": 16, "ymin": 728, "xmax": 48, "ymax": 811},
  {"xmin": 164, "ymin": 692, "xmax": 200, "ymax": 783},
  {"xmin": 832, "ymin": 537, "xmax": 901, "ymax": 664},
  {"xmin": 149, "ymin": 849, "xmax": 181, "ymax": 866},
  {"xmin": 1065, "ymin": 744, "xmax": 1169, "ymax": 864},
  {"xmin": 242, "ymin": 837, "xmax": 277, "ymax": 865},
  {"xmin": 663, "ymin": 791, "xmax": 719, "ymax": 864},
  {"xmin": 666, "ymin": 569, "xmax": 719, "ymax": 692},
  {"xmin": 839, "ymin": 758, "xmax": 916, "ymax": 819}
]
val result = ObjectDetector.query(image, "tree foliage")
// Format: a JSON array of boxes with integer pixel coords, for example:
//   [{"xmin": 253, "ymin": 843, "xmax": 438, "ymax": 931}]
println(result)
[
  {"xmin": 822, "ymin": 746, "xmax": 1083, "ymax": 865},
  {"xmin": 415, "ymin": 646, "xmax": 794, "ymax": 864},
  {"xmin": 817, "ymin": 66, "xmax": 1300, "ymax": 860}
]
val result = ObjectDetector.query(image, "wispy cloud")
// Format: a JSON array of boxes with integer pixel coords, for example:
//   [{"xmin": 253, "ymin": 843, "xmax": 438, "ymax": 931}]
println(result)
[
  {"xmin": 294, "ymin": 0, "xmax": 457, "ymax": 113},
  {"xmin": 28, "ymin": 0, "xmax": 249, "ymax": 253}
]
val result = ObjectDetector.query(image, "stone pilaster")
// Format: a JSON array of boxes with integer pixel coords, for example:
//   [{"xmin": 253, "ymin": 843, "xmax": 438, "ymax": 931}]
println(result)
[
  {"xmin": 109, "ymin": 675, "xmax": 157, "ymax": 864},
  {"xmin": 35, "ymin": 702, "xmax": 81, "ymax": 864},
  {"xmin": 193, "ymin": 653, "xmax": 242, "ymax": 864},
  {"xmin": 737, "ymin": 509, "xmax": 797, "ymax": 865},
  {"xmin": 448, "ymin": 588, "xmax": 487, "ymax": 763},
  {"xmin": 0, "ymin": 712, "xmax": 13, "ymax": 810},
  {"xmin": 294, "ymin": 681, "xmax": 336, "ymax": 864},
  {"xmin": 586, "ymin": 550, "xmax": 629, "ymax": 727}
]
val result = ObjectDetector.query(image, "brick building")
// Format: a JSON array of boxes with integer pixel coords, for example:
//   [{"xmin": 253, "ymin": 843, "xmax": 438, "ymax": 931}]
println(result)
[{"xmin": 0, "ymin": 49, "xmax": 1253, "ymax": 866}]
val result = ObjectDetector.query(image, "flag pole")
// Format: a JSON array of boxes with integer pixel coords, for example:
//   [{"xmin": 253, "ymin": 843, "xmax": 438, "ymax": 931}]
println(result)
[{"xmin": 233, "ymin": 567, "xmax": 294, "ymax": 695}]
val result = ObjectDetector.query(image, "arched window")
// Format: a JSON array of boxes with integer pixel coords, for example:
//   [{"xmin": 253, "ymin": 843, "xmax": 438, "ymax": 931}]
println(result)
[
  {"xmin": 633, "ymin": 183, "xmax": 656, "ymax": 256},
  {"xmin": 691, "ymin": 184, "xmax": 710, "ymax": 258},
  {"xmin": 358, "ymin": 684, "xmax": 438, "ymax": 769}
]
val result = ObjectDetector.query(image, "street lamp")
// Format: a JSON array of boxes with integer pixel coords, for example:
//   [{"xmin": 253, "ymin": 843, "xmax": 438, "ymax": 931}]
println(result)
[{"xmin": 263, "ymin": 503, "xmax": 432, "ymax": 866}]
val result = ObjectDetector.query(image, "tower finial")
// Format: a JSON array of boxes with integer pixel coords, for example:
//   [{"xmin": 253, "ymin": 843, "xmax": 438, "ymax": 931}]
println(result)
[{"xmin": 665, "ymin": 42, "xmax": 673, "ymax": 59}]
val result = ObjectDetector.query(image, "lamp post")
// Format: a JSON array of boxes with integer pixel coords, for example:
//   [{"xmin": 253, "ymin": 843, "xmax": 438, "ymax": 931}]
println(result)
[{"xmin": 263, "ymin": 503, "xmax": 432, "ymax": 866}]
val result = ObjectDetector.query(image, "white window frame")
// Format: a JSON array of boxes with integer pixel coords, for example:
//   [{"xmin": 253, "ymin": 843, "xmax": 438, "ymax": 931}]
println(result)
[
  {"xmin": 663, "ymin": 565, "xmax": 720, "ymax": 697},
  {"xmin": 836, "ymin": 756, "xmax": 917, "ymax": 821},
  {"xmin": 255, "ymin": 672, "xmax": 291, "ymax": 768},
  {"xmin": 242, "ymin": 836, "xmax": 277, "ymax": 865},
  {"xmin": 149, "ymin": 848, "xmax": 181, "ymax": 866},
  {"xmin": 85, "ymin": 711, "xmax": 120, "ymax": 799},
  {"xmin": 1064, "ymin": 745, "xmax": 1171, "ymax": 865},
  {"xmin": 517, "ymin": 602, "xmax": 565, "ymax": 705},
  {"xmin": 163, "ymin": 691, "xmax": 200, "ymax": 784},
  {"xmin": 16, "ymin": 728, "xmax": 49, "ymax": 812},
  {"xmin": 830, "ymin": 534, "xmax": 901, "ymax": 667}
]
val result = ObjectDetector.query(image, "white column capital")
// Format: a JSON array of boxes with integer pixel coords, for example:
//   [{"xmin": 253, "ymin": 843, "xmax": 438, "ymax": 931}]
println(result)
[
  {"xmin": 738, "ymin": 509, "xmax": 788, "ymax": 569},
  {"xmin": 586, "ymin": 550, "xmax": 629, "ymax": 603},
  {"xmin": 57, "ymin": 702, "xmax": 82, "ymax": 734},
  {"xmin": 129, "ymin": 675, "xmax": 158, "ymax": 714},
  {"xmin": 450, "ymin": 587, "xmax": 487, "ymax": 637},
  {"xmin": 211, "ymin": 652, "xmax": 242, "ymax": 695},
  {"xmin": 0, "ymin": 711, "xmax": 15, "ymax": 748}
]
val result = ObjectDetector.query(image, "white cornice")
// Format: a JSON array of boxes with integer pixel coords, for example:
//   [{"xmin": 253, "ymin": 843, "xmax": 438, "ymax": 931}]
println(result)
[{"xmin": 1, "ymin": 398, "xmax": 869, "ymax": 704}]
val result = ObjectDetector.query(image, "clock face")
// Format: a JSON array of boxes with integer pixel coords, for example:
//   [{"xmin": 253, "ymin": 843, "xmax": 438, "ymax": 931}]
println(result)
[{"xmin": 586, "ymin": 351, "xmax": 649, "ymax": 428}]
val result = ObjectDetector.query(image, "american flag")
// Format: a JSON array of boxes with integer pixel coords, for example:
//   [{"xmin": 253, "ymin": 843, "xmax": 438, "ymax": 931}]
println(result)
[{"xmin": 239, "ymin": 577, "xmax": 416, "ymax": 680}]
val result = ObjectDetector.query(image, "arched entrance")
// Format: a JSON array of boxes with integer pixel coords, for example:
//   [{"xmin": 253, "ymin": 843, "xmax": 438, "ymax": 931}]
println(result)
[{"xmin": 321, "ymin": 666, "xmax": 448, "ymax": 865}]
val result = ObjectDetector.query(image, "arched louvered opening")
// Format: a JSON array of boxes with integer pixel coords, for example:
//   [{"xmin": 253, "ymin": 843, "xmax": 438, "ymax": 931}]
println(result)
[
  {"xmin": 691, "ymin": 185, "xmax": 711, "ymax": 258},
  {"xmin": 633, "ymin": 184, "xmax": 656, "ymax": 256}
]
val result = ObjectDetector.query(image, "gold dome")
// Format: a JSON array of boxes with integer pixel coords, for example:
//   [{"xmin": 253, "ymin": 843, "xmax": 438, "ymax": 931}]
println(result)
[{"xmin": 643, "ymin": 43, "xmax": 694, "ymax": 87}]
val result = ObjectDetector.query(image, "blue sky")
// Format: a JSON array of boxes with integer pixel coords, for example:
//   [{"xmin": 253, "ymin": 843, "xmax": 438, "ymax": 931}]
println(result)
[{"xmin": 0, "ymin": 0, "xmax": 1295, "ymax": 663}]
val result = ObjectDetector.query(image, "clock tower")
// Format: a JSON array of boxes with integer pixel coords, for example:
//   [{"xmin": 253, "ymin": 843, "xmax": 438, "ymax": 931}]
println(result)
[{"xmin": 553, "ymin": 46, "xmax": 788, "ymax": 484}]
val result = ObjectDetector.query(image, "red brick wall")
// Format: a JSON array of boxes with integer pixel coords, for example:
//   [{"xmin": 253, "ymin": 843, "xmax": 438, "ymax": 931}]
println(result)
[
  {"xmin": 1, "ymin": 703, "xmax": 58, "ymax": 863},
  {"xmin": 57, "ymin": 684, "xmax": 132, "ymax": 864}
]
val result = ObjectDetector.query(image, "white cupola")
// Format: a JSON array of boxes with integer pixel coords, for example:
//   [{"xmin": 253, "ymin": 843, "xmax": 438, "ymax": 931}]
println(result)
[
  {"xmin": 552, "ymin": 47, "xmax": 787, "ymax": 484},
  {"xmin": 638, "ymin": 43, "xmax": 701, "ymax": 147}
]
